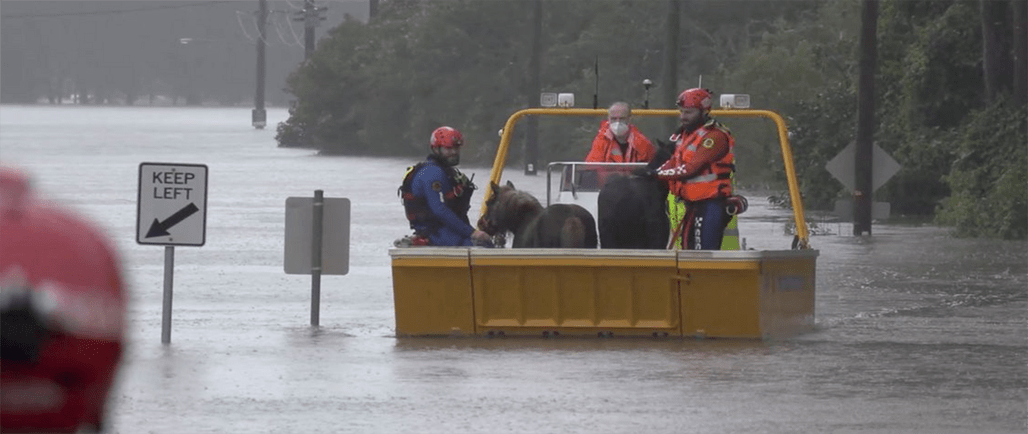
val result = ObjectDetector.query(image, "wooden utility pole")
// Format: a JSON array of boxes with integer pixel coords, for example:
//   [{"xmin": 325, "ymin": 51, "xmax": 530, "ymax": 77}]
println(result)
[
  {"xmin": 304, "ymin": 0, "xmax": 315, "ymax": 58},
  {"xmin": 524, "ymin": 0, "xmax": 542, "ymax": 175},
  {"xmin": 1014, "ymin": 0, "xmax": 1028, "ymax": 107},
  {"xmin": 980, "ymin": 0, "xmax": 1012, "ymax": 102},
  {"xmin": 253, "ymin": 0, "xmax": 268, "ymax": 130},
  {"xmin": 853, "ymin": 0, "xmax": 878, "ymax": 236},
  {"xmin": 294, "ymin": 0, "xmax": 326, "ymax": 60}
]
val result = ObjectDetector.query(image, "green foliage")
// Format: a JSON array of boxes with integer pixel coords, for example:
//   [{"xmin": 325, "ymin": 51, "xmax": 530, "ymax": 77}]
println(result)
[
  {"xmin": 277, "ymin": 0, "xmax": 825, "ymax": 164},
  {"xmin": 277, "ymin": 0, "xmax": 1026, "ymax": 240},
  {"xmin": 723, "ymin": 0, "xmax": 860, "ymax": 199},
  {"xmin": 936, "ymin": 98, "xmax": 1027, "ymax": 239},
  {"xmin": 279, "ymin": 1, "xmax": 537, "ymax": 158},
  {"xmin": 896, "ymin": 0, "xmax": 982, "ymax": 129},
  {"xmin": 781, "ymin": 80, "xmax": 858, "ymax": 210},
  {"xmin": 873, "ymin": 0, "xmax": 987, "ymax": 215}
]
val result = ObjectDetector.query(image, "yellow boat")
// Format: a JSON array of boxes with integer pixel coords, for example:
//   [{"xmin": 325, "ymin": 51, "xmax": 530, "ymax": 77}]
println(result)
[{"xmin": 390, "ymin": 105, "xmax": 816, "ymax": 339}]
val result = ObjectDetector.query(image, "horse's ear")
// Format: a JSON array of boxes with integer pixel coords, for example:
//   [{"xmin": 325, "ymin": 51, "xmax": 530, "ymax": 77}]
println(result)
[
  {"xmin": 489, "ymin": 181, "xmax": 500, "ymax": 195},
  {"xmin": 506, "ymin": 180, "xmax": 515, "ymax": 189}
]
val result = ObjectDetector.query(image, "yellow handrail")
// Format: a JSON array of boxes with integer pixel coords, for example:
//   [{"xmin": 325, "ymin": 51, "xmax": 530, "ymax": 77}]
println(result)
[{"xmin": 480, "ymin": 108, "xmax": 810, "ymax": 249}]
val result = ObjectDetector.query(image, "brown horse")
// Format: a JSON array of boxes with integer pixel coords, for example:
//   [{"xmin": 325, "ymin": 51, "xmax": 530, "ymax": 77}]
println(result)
[{"xmin": 478, "ymin": 181, "xmax": 598, "ymax": 248}]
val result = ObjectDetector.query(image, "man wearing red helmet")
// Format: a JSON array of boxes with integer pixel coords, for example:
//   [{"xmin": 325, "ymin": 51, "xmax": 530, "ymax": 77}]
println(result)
[
  {"xmin": 652, "ymin": 88, "xmax": 736, "ymax": 250},
  {"xmin": 398, "ymin": 126, "xmax": 493, "ymax": 246},
  {"xmin": 1, "ymin": 167, "xmax": 127, "ymax": 433}
]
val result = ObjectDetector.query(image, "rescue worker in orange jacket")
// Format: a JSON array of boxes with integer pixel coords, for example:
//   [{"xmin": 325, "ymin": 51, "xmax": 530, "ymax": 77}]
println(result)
[
  {"xmin": 585, "ymin": 102, "xmax": 656, "ymax": 164},
  {"xmin": 652, "ymin": 88, "xmax": 736, "ymax": 250},
  {"xmin": 1, "ymin": 166, "xmax": 127, "ymax": 433}
]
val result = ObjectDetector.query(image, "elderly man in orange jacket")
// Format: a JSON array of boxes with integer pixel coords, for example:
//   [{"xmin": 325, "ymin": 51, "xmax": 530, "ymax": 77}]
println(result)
[{"xmin": 585, "ymin": 102, "xmax": 656, "ymax": 164}]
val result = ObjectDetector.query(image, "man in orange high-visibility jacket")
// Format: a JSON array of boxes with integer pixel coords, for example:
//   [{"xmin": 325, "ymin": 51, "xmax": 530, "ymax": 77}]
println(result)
[
  {"xmin": 585, "ymin": 102, "xmax": 656, "ymax": 164},
  {"xmin": 652, "ymin": 88, "xmax": 736, "ymax": 250}
]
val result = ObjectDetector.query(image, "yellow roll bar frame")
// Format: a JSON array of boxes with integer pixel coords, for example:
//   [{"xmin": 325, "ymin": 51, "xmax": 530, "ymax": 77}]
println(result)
[{"xmin": 480, "ymin": 108, "xmax": 810, "ymax": 249}]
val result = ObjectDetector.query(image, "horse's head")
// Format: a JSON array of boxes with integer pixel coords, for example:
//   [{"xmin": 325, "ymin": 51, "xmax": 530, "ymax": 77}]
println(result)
[
  {"xmin": 477, "ymin": 180, "xmax": 541, "ymax": 235},
  {"xmin": 477, "ymin": 181, "xmax": 511, "ymax": 236}
]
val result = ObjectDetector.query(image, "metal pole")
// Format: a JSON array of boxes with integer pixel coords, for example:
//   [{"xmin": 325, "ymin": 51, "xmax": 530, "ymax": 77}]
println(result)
[
  {"xmin": 310, "ymin": 189, "xmax": 324, "ymax": 326},
  {"xmin": 546, "ymin": 164, "xmax": 553, "ymax": 206},
  {"xmin": 252, "ymin": 0, "xmax": 267, "ymax": 129},
  {"xmin": 161, "ymin": 246, "xmax": 175, "ymax": 344},
  {"xmin": 304, "ymin": 0, "xmax": 315, "ymax": 60},
  {"xmin": 853, "ymin": 0, "xmax": 878, "ymax": 236},
  {"xmin": 643, "ymin": 79, "xmax": 652, "ymax": 109},
  {"xmin": 524, "ymin": 0, "xmax": 542, "ymax": 176}
]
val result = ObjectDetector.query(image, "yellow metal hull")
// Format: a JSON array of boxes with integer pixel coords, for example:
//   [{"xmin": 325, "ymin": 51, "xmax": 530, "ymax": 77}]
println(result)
[{"xmin": 390, "ymin": 248, "xmax": 817, "ymax": 339}]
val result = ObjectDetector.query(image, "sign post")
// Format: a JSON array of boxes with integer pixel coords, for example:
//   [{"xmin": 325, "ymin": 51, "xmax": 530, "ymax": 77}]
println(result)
[
  {"xmin": 284, "ymin": 193, "xmax": 350, "ymax": 327},
  {"xmin": 137, "ymin": 162, "xmax": 209, "ymax": 344}
]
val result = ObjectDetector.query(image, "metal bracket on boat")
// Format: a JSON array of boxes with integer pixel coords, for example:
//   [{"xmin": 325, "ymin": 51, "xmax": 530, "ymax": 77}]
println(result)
[{"xmin": 671, "ymin": 273, "xmax": 692, "ymax": 286}]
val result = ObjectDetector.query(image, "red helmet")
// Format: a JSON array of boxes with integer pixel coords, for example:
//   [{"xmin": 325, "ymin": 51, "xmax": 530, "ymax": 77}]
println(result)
[
  {"xmin": 676, "ymin": 88, "xmax": 712, "ymax": 110},
  {"xmin": 430, "ymin": 126, "xmax": 464, "ymax": 149}
]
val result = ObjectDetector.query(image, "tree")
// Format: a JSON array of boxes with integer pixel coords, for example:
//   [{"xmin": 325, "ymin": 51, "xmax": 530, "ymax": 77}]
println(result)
[{"xmin": 980, "ymin": 0, "xmax": 1012, "ymax": 102}]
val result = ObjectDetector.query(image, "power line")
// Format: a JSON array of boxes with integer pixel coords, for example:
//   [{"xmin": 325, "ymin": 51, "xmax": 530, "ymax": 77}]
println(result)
[
  {"xmin": 271, "ymin": 12, "xmax": 301, "ymax": 47},
  {"xmin": 1, "ymin": 1, "xmax": 237, "ymax": 20},
  {"xmin": 283, "ymin": 0, "xmax": 326, "ymax": 11},
  {"xmin": 283, "ymin": 10, "xmax": 305, "ymax": 47},
  {"xmin": 283, "ymin": 0, "xmax": 307, "ymax": 12},
  {"xmin": 235, "ymin": 10, "xmax": 259, "ymax": 43}
]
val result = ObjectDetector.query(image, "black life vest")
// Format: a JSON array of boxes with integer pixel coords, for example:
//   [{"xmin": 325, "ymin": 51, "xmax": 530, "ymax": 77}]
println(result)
[{"xmin": 398, "ymin": 156, "xmax": 476, "ymax": 233}]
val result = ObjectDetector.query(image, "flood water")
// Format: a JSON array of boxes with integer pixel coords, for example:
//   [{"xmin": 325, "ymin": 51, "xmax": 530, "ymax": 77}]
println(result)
[{"xmin": 1, "ymin": 105, "xmax": 1025, "ymax": 433}]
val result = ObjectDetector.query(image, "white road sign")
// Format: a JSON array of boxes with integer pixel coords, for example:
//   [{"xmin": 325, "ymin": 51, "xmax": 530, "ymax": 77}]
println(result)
[
  {"xmin": 284, "ymin": 196, "xmax": 350, "ymax": 275},
  {"xmin": 137, "ymin": 162, "xmax": 208, "ymax": 246},
  {"xmin": 825, "ymin": 142, "xmax": 901, "ymax": 193}
]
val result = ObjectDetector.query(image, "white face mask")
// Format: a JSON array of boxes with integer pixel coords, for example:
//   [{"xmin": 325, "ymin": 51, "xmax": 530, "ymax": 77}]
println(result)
[{"xmin": 609, "ymin": 121, "xmax": 629, "ymax": 139}]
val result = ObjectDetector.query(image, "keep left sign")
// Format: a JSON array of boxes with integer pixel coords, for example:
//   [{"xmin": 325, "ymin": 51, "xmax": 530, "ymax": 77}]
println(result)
[{"xmin": 137, "ymin": 162, "xmax": 208, "ymax": 246}]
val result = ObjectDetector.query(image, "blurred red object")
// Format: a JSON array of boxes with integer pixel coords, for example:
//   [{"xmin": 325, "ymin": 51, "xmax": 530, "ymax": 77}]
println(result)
[{"xmin": 1, "ymin": 166, "xmax": 127, "ymax": 433}]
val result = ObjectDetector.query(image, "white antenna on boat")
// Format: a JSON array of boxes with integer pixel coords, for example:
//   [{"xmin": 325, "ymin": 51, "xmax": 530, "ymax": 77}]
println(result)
[{"xmin": 698, "ymin": 75, "xmax": 703, "ymax": 88}]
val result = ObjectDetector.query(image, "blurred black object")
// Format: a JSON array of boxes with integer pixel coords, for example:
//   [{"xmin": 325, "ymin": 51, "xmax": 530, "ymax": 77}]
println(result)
[{"xmin": 0, "ymin": 288, "xmax": 51, "ymax": 363}]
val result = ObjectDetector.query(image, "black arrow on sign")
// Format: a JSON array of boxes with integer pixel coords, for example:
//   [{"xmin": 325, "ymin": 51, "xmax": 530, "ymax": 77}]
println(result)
[{"xmin": 146, "ymin": 203, "xmax": 199, "ymax": 238}]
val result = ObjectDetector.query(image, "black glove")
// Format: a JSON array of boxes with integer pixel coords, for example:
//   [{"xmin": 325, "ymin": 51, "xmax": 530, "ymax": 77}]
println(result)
[
  {"xmin": 654, "ymin": 138, "xmax": 675, "ymax": 153},
  {"xmin": 649, "ymin": 139, "xmax": 674, "ymax": 169},
  {"xmin": 631, "ymin": 167, "xmax": 658, "ymax": 178}
]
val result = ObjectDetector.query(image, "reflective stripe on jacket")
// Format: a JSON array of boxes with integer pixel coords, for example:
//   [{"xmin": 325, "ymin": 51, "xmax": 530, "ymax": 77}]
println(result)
[{"xmin": 667, "ymin": 120, "xmax": 735, "ymax": 202}]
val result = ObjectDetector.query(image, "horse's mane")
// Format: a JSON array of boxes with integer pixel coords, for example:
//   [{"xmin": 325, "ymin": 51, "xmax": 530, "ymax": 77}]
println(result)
[{"xmin": 487, "ymin": 185, "xmax": 543, "ymax": 231}]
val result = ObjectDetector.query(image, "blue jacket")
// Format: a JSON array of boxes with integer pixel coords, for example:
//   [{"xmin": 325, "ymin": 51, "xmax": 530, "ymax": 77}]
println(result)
[{"xmin": 403, "ymin": 156, "xmax": 476, "ymax": 246}]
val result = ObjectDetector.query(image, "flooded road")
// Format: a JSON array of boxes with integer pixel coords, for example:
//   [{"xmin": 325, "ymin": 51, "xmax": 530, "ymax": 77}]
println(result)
[{"xmin": 1, "ymin": 105, "xmax": 1025, "ymax": 433}]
